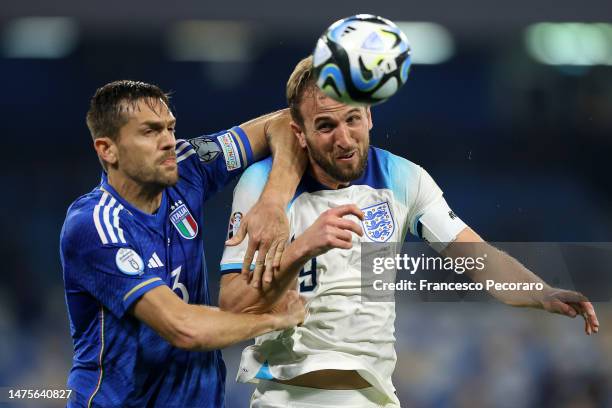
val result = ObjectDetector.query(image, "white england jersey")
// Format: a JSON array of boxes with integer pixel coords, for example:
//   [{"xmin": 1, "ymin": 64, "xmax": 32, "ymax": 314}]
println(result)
[{"xmin": 221, "ymin": 147, "xmax": 466, "ymax": 406}]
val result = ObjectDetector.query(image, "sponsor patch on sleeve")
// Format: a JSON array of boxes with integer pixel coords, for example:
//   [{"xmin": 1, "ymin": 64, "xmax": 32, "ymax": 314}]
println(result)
[
  {"xmin": 217, "ymin": 132, "xmax": 241, "ymax": 171},
  {"xmin": 115, "ymin": 248, "xmax": 145, "ymax": 276},
  {"xmin": 189, "ymin": 136, "xmax": 221, "ymax": 163}
]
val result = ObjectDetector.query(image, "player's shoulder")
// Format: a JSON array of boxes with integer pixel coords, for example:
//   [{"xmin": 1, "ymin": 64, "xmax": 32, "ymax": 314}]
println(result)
[
  {"xmin": 369, "ymin": 146, "xmax": 422, "ymax": 174},
  {"xmin": 364, "ymin": 146, "xmax": 423, "ymax": 189},
  {"xmin": 235, "ymin": 157, "xmax": 272, "ymax": 194},
  {"xmin": 61, "ymin": 188, "xmax": 132, "ymax": 250}
]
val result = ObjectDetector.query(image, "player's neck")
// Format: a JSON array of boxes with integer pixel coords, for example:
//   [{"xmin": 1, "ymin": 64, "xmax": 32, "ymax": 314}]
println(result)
[
  {"xmin": 107, "ymin": 171, "xmax": 163, "ymax": 214},
  {"xmin": 308, "ymin": 165, "xmax": 349, "ymax": 190}
]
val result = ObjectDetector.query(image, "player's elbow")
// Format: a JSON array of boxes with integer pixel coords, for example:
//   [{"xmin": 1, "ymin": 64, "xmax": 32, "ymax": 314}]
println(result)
[
  {"xmin": 165, "ymin": 314, "xmax": 199, "ymax": 350},
  {"xmin": 164, "ymin": 307, "xmax": 217, "ymax": 351}
]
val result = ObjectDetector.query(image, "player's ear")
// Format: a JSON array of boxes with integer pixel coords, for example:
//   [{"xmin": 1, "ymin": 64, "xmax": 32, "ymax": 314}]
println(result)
[
  {"xmin": 290, "ymin": 121, "xmax": 307, "ymax": 149},
  {"xmin": 365, "ymin": 107, "xmax": 373, "ymax": 130},
  {"xmin": 94, "ymin": 137, "xmax": 119, "ymax": 166}
]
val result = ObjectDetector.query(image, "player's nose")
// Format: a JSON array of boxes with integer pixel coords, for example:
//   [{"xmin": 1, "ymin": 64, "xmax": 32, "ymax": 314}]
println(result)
[
  {"xmin": 334, "ymin": 122, "xmax": 353, "ymax": 149},
  {"xmin": 160, "ymin": 128, "xmax": 176, "ymax": 151}
]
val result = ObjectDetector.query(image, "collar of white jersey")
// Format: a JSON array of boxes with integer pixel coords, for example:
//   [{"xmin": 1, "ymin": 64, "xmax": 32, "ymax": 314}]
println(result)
[{"xmin": 299, "ymin": 147, "xmax": 377, "ymax": 194}]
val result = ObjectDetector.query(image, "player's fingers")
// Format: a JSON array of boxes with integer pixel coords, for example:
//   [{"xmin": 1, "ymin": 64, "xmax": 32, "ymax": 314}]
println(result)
[
  {"xmin": 330, "ymin": 237, "xmax": 353, "ymax": 250},
  {"xmin": 251, "ymin": 243, "xmax": 271, "ymax": 288},
  {"xmin": 263, "ymin": 243, "xmax": 278, "ymax": 285},
  {"xmin": 226, "ymin": 220, "xmax": 248, "ymax": 246},
  {"xmin": 241, "ymin": 241, "xmax": 257, "ymax": 276},
  {"xmin": 273, "ymin": 240, "xmax": 286, "ymax": 269},
  {"xmin": 581, "ymin": 302, "xmax": 599, "ymax": 334},
  {"xmin": 334, "ymin": 218, "xmax": 364, "ymax": 236},
  {"xmin": 330, "ymin": 204, "xmax": 364, "ymax": 220},
  {"xmin": 549, "ymin": 301, "xmax": 577, "ymax": 317},
  {"xmin": 250, "ymin": 259, "xmax": 264, "ymax": 288},
  {"xmin": 332, "ymin": 227, "xmax": 354, "ymax": 244}
]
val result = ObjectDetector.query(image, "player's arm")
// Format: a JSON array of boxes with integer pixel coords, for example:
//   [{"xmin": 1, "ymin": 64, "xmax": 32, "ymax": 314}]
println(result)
[
  {"xmin": 442, "ymin": 227, "xmax": 599, "ymax": 335},
  {"xmin": 407, "ymin": 165, "xmax": 598, "ymax": 335},
  {"xmin": 132, "ymin": 285, "xmax": 305, "ymax": 351},
  {"xmin": 220, "ymin": 205, "xmax": 364, "ymax": 313},
  {"xmin": 228, "ymin": 110, "xmax": 308, "ymax": 287}
]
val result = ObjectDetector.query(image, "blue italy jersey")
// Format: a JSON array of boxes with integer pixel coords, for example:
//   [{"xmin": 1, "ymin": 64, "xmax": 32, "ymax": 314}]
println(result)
[{"xmin": 60, "ymin": 127, "xmax": 253, "ymax": 407}]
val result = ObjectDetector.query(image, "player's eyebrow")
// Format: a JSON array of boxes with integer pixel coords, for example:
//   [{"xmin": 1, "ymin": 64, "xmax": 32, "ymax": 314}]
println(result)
[
  {"xmin": 314, "ymin": 108, "xmax": 362, "ymax": 125},
  {"xmin": 344, "ymin": 108, "xmax": 363, "ymax": 117},
  {"xmin": 313, "ymin": 115, "xmax": 336, "ymax": 125},
  {"xmin": 140, "ymin": 118, "xmax": 176, "ymax": 129}
]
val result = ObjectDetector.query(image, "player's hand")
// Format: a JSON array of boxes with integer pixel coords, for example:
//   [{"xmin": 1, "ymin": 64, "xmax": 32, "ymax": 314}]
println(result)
[
  {"xmin": 269, "ymin": 290, "xmax": 307, "ymax": 330},
  {"xmin": 225, "ymin": 197, "xmax": 289, "ymax": 289},
  {"xmin": 293, "ymin": 204, "xmax": 364, "ymax": 262},
  {"xmin": 541, "ymin": 288, "xmax": 599, "ymax": 335}
]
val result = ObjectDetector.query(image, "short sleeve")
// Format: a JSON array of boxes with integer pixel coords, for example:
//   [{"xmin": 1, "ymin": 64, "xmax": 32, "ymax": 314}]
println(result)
[
  {"xmin": 219, "ymin": 159, "xmax": 272, "ymax": 274},
  {"xmin": 407, "ymin": 167, "xmax": 444, "ymax": 235},
  {"xmin": 407, "ymin": 167, "xmax": 466, "ymax": 251},
  {"xmin": 60, "ymin": 207, "xmax": 166, "ymax": 318},
  {"xmin": 175, "ymin": 126, "xmax": 254, "ymax": 200}
]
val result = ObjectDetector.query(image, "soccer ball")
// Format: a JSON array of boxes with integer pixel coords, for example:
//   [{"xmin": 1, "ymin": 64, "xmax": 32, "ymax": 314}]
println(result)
[{"xmin": 312, "ymin": 14, "xmax": 411, "ymax": 106}]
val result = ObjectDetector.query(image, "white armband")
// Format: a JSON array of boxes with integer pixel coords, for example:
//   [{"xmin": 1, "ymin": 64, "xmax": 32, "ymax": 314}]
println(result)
[{"xmin": 417, "ymin": 197, "xmax": 466, "ymax": 253}]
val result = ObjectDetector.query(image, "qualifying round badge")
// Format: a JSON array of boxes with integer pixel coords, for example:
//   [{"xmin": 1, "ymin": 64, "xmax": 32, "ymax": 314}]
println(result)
[
  {"xmin": 228, "ymin": 212, "xmax": 243, "ymax": 239},
  {"xmin": 115, "ymin": 248, "xmax": 145, "ymax": 276}
]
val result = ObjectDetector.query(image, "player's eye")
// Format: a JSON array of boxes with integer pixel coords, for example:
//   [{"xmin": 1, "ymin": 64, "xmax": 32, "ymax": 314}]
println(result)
[
  {"xmin": 316, "ymin": 123, "xmax": 334, "ymax": 133},
  {"xmin": 347, "ymin": 115, "xmax": 361, "ymax": 124}
]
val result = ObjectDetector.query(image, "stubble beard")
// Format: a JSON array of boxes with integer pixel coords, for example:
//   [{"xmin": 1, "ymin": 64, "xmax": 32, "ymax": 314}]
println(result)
[{"xmin": 306, "ymin": 138, "xmax": 369, "ymax": 183}]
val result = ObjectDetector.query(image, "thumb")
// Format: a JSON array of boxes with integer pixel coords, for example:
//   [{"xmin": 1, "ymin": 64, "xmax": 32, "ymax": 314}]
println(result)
[{"xmin": 225, "ymin": 220, "xmax": 247, "ymax": 246}]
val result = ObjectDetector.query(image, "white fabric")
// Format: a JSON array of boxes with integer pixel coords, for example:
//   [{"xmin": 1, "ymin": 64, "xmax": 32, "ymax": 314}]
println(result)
[
  {"xmin": 221, "ymin": 151, "xmax": 465, "ymax": 407},
  {"xmin": 250, "ymin": 381, "xmax": 398, "ymax": 408}
]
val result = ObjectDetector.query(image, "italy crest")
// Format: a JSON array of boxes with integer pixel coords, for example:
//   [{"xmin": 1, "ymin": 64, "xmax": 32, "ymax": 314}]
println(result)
[
  {"xmin": 170, "ymin": 200, "xmax": 198, "ymax": 240},
  {"xmin": 361, "ymin": 202, "xmax": 394, "ymax": 242}
]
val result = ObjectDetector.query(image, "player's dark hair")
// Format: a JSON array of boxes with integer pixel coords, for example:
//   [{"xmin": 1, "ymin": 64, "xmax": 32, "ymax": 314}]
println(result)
[
  {"xmin": 86, "ymin": 80, "xmax": 170, "ymax": 141},
  {"xmin": 286, "ymin": 56, "xmax": 315, "ymax": 129}
]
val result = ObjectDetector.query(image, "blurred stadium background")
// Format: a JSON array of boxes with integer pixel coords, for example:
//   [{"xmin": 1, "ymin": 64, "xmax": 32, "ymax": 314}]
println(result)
[{"xmin": 1, "ymin": 1, "xmax": 611, "ymax": 407}]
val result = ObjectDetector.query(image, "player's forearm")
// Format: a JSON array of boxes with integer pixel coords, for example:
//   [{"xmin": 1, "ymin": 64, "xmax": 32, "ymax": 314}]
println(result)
[
  {"xmin": 219, "ymin": 241, "xmax": 308, "ymax": 314},
  {"xmin": 176, "ymin": 304, "xmax": 281, "ymax": 351},
  {"xmin": 453, "ymin": 243, "xmax": 551, "ymax": 307},
  {"xmin": 262, "ymin": 111, "xmax": 307, "ymax": 205},
  {"xmin": 258, "ymin": 239, "xmax": 310, "ymax": 303}
]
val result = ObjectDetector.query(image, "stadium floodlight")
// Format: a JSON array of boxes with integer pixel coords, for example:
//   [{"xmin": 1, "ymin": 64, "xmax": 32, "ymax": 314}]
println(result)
[
  {"xmin": 165, "ymin": 20, "xmax": 254, "ymax": 63},
  {"xmin": 2, "ymin": 17, "xmax": 78, "ymax": 59},
  {"xmin": 395, "ymin": 22, "xmax": 455, "ymax": 65},
  {"xmin": 525, "ymin": 22, "xmax": 612, "ymax": 66}
]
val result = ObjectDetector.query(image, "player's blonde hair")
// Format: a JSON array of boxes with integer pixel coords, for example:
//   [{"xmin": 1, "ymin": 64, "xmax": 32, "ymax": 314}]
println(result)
[{"xmin": 286, "ymin": 55, "xmax": 315, "ymax": 129}]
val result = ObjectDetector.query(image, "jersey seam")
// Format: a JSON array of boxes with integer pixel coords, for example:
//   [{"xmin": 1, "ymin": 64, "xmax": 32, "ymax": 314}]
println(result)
[{"xmin": 87, "ymin": 305, "xmax": 105, "ymax": 408}]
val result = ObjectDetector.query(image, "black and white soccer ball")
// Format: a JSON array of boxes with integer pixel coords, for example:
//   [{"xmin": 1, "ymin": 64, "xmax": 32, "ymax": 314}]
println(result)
[{"xmin": 313, "ymin": 14, "xmax": 411, "ymax": 106}]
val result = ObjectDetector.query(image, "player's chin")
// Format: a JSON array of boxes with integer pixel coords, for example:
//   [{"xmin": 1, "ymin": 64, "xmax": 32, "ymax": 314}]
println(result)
[{"xmin": 158, "ymin": 168, "xmax": 179, "ymax": 186}]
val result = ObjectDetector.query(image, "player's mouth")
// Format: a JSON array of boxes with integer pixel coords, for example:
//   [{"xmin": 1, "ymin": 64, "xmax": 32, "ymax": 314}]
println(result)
[
  {"xmin": 336, "ymin": 151, "xmax": 356, "ymax": 162},
  {"xmin": 160, "ymin": 155, "xmax": 177, "ymax": 166}
]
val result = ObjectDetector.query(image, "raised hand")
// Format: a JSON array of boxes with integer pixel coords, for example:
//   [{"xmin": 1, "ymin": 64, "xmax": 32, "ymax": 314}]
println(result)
[{"xmin": 293, "ymin": 204, "xmax": 364, "ymax": 262}]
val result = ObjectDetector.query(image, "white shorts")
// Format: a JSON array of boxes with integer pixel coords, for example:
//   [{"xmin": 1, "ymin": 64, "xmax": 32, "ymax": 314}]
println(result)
[{"xmin": 250, "ymin": 381, "xmax": 399, "ymax": 408}]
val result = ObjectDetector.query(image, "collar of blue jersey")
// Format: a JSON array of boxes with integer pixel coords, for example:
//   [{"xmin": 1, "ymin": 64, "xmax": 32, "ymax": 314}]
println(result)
[
  {"xmin": 299, "ymin": 147, "xmax": 376, "ymax": 193},
  {"xmin": 99, "ymin": 172, "xmax": 169, "ymax": 229}
]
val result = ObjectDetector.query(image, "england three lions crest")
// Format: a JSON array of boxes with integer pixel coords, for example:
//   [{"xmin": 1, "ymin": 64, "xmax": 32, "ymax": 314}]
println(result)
[
  {"xmin": 361, "ymin": 202, "xmax": 395, "ymax": 242},
  {"xmin": 170, "ymin": 201, "xmax": 198, "ymax": 240}
]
